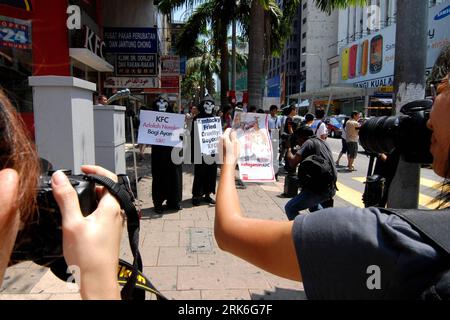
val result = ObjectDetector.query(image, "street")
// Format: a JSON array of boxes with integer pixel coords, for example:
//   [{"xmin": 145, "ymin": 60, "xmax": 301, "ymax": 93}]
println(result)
[{"xmin": 0, "ymin": 138, "xmax": 443, "ymax": 300}]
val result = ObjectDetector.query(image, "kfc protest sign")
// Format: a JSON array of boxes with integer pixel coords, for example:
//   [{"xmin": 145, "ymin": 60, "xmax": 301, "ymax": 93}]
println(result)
[
  {"xmin": 137, "ymin": 110, "xmax": 185, "ymax": 147},
  {"xmin": 195, "ymin": 117, "xmax": 222, "ymax": 155},
  {"xmin": 233, "ymin": 113, "xmax": 275, "ymax": 182}
]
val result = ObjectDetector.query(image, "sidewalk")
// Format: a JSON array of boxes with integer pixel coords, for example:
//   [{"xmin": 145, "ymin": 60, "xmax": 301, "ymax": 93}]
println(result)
[{"xmin": 0, "ymin": 144, "xmax": 307, "ymax": 300}]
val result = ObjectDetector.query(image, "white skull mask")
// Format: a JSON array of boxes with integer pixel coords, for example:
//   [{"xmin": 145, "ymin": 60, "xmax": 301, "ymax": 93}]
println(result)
[
  {"xmin": 157, "ymin": 99, "xmax": 168, "ymax": 112},
  {"xmin": 204, "ymin": 101, "xmax": 215, "ymax": 115}
]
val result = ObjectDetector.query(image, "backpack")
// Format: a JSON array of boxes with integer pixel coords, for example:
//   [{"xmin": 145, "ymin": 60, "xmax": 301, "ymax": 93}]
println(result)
[
  {"xmin": 385, "ymin": 208, "xmax": 450, "ymax": 300},
  {"xmin": 297, "ymin": 138, "xmax": 336, "ymax": 192}
]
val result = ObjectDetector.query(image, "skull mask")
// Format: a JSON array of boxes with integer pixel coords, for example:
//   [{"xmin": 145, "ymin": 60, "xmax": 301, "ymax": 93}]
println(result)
[
  {"xmin": 156, "ymin": 99, "xmax": 169, "ymax": 112},
  {"xmin": 203, "ymin": 101, "xmax": 215, "ymax": 115}
]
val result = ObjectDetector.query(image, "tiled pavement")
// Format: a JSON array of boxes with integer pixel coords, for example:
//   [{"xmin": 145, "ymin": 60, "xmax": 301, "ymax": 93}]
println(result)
[{"xmin": 0, "ymin": 145, "xmax": 311, "ymax": 300}]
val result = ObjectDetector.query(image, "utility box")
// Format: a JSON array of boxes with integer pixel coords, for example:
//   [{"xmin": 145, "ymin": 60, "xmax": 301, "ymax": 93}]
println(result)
[
  {"xmin": 29, "ymin": 76, "xmax": 97, "ymax": 174},
  {"xmin": 93, "ymin": 105, "xmax": 126, "ymax": 174}
]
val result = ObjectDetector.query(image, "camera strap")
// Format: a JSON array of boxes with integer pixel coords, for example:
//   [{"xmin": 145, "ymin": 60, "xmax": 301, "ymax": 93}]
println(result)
[{"xmin": 84, "ymin": 174, "xmax": 167, "ymax": 300}]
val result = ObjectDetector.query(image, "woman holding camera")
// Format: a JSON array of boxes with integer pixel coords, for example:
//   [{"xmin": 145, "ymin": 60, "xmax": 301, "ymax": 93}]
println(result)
[
  {"xmin": 0, "ymin": 90, "xmax": 123, "ymax": 299},
  {"xmin": 215, "ymin": 75, "xmax": 450, "ymax": 299}
]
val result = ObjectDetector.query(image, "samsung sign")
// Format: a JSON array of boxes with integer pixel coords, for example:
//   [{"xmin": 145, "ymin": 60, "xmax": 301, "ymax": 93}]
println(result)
[
  {"xmin": 339, "ymin": 1, "xmax": 450, "ymax": 89},
  {"xmin": 435, "ymin": 5, "xmax": 450, "ymax": 20}
]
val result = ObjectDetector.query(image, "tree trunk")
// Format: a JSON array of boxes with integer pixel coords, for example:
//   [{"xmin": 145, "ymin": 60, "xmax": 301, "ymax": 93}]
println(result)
[
  {"xmin": 231, "ymin": 19, "xmax": 237, "ymax": 92},
  {"xmin": 247, "ymin": 0, "xmax": 265, "ymax": 108},
  {"xmin": 219, "ymin": 22, "xmax": 229, "ymax": 107}
]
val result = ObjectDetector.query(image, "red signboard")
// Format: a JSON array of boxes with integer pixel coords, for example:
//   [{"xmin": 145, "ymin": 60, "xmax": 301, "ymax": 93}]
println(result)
[{"xmin": 161, "ymin": 75, "xmax": 180, "ymax": 88}]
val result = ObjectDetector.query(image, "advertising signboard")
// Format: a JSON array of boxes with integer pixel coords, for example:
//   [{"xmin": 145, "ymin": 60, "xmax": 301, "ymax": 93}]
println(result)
[
  {"xmin": 116, "ymin": 53, "xmax": 157, "ymax": 76},
  {"xmin": 0, "ymin": 15, "xmax": 31, "ymax": 50},
  {"xmin": 339, "ymin": 1, "xmax": 450, "ymax": 88},
  {"xmin": 161, "ymin": 55, "xmax": 180, "ymax": 75},
  {"xmin": 104, "ymin": 77, "xmax": 159, "ymax": 89},
  {"xmin": 104, "ymin": 27, "xmax": 158, "ymax": 54}
]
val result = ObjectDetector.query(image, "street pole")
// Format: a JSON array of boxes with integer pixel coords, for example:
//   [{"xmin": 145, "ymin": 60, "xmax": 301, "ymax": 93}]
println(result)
[{"xmin": 387, "ymin": 0, "xmax": 429, "ymax": 209}]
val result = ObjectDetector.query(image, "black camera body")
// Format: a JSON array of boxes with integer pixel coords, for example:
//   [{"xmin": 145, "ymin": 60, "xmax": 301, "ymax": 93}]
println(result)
[
  {"xmin": 10, "ymin": 171, "xmax": 97, "ymax": 265},
  {"xmin": 359, "ymin": 99, "xmax": 434, "ymax": 164}
]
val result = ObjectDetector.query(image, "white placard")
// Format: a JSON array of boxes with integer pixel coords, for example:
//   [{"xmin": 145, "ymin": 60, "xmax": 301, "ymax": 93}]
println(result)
[
  {"xmin": 137, "ymin": 110, "xmax": 185, "ymax": 147},
  {"xmin": 196, "ymin": 117, "xmax": 222, "ymax": 155},
  {"xmin": 233, "ymin": 113, "xmax": 275, "ymax": 183}
]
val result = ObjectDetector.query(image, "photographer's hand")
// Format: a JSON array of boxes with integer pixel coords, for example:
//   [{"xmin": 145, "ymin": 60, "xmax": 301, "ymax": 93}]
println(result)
[{"xmin": 51, "ymin": 165, "xmax": 123, "ymax": 300}]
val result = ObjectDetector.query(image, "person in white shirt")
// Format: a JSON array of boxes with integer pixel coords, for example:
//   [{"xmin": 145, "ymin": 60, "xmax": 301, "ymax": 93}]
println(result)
[
  {"xmin": 314, "ymin": 110, "xmax": 328, "ymax": 140},
  {"xmin": 268, "ymin": 105, "xmax": 281, "ymax": 136}
]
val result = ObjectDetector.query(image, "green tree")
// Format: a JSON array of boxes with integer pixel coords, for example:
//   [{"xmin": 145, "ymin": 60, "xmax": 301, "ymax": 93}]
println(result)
[{"xmin": 159, "ymin": 0, "xmax": 250, "ymax": 107}]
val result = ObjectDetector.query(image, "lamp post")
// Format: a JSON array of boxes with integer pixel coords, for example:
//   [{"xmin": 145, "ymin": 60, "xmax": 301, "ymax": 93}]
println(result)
[{"xmin": 302, "ymin": 52, "xmax": 323, "ymax": 89}]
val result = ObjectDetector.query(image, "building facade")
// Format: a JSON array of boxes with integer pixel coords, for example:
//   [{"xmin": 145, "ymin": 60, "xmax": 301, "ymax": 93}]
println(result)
[{"xmin": 335, "ymin": 0, "xmax": 450, "ymax": 116}]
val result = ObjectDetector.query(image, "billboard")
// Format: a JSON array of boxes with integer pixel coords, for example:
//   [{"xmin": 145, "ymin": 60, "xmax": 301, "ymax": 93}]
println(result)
[
  {"xmin": 339, "ymin": 1, "xmax": 450, "ymax": 88},
  {"xmin": 104, "ymin": 28, "xmax": 158, "ymax": 54},
  {"xmin": 267, "ymin": 75, "xmax": 281, "ymax": 98},
  {"xmin": 0, "ymin": 15, "xmax": 31, "ymax": 50}
]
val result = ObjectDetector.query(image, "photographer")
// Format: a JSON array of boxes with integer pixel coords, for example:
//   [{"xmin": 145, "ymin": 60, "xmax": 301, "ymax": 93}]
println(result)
[
  {"xmin": 0, "ymin": 90, "xmax": 123, "ymax": 300},
  {"xmin": 284, "ymin": 126, "xmax": 337, "ymax": 220},
  {"xmin": 215, "ymin": 75, "xmax": 450, "ymax": 299}
]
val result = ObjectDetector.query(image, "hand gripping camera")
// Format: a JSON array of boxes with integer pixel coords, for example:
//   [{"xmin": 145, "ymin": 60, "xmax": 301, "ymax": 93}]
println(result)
[
  {"xmin": 10, "ymin": 170, "xmax": 166, "ymax": 300},
  {"xmin": 10, "ymin": 171, "xmax": 97, "ymax": 264}
]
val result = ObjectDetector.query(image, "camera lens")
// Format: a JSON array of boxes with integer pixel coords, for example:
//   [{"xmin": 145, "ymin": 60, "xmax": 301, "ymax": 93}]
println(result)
[{"xmin": 359, "ymin": 115, "xmax": 403, "ymax": 155}]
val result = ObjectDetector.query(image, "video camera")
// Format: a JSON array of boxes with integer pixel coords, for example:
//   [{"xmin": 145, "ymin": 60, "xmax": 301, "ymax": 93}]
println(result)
[
  {"xmin": 10, "ymin": 171, "xmax": 97, "ymax": 265},
  {"xmin": 359, "ymin": 99, "xmax": 434, "ymax": 164}
]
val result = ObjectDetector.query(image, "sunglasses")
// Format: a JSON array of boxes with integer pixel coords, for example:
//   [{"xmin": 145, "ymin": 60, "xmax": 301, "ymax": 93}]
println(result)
[{"xmin": 430, "ymin": 76, "xmax": 450, "ymax": 100}]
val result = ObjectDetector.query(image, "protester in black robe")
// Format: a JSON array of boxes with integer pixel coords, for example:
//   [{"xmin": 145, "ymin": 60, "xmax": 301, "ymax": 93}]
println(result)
[
  {"xmin": 191, "ymin": 96, "xmax": 218, "ymax": 206},
  {"xmin": 150, "ymin": 96, "xmax": 183, "ymax": 213}
]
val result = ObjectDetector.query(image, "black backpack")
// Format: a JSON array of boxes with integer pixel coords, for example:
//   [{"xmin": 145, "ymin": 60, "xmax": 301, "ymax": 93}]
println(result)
[
  {"xmin": 385, "ymin": 208, "xmax": 450, "ymax": 300},
  {"xmin": 297, "ymin": 138, "xmax": 336, "ymax": 192}
]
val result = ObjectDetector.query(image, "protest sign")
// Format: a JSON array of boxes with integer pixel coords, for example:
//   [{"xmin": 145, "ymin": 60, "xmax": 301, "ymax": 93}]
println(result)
[
  {"xmin": 195, "ymin": 117, "xmax": 222, "ymax": 155},
  {"xmin": 233, "ymin": 113, "xmax": 275, "ymax": 182},
  {"xmin": 137, "ymin": 110, "xmax": 185, "ymax": 147}
]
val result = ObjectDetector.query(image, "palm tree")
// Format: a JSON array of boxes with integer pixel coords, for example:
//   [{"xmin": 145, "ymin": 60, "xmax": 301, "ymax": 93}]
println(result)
[
  {"xmin": 158, "ymin": 0, "xmax": 250, "ymax": 107},
  {"xmin": 247, "ymin": 0, "xmax": 367, "ymax": 108}
]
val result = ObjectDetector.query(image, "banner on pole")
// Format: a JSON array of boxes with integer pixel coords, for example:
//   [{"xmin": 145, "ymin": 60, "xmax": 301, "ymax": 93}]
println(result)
[
  {"xmin": 195, "ymin": 117, "xmax": 222, "ymax": 155},
  {"xmin": 233, "ymin": 113, "xmax": 275, "ymax": 182},
  {"xmin": 137, "ymin": 110, "xmax": 185, "ymax": 147}
]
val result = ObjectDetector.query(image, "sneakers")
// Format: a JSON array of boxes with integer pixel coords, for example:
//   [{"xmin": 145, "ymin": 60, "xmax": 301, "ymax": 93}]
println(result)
[
  {"xmin": 204, "ymin": 195, "xmax": 216, "ymax": 205},
  {"xmin": 192, "ymin": 195, "xmax": 216, "ymax": 206}
]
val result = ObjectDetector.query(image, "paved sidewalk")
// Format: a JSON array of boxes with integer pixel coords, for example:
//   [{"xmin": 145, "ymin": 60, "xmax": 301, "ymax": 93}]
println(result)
[{"xmin": 0, "ymin": 145, "xmax": 308, "ymax": 300}]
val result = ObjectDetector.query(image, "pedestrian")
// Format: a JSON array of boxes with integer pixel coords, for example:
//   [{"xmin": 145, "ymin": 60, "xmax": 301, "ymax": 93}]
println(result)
[
  {"xmin": 150, "ymin": 96, "xmax": 183, "ymax": 213},
  {"xmin": 0, "ymin": 90, "xmax": 123, "ymax": 299},
  {"xmin": 284, "ymin": 125, "xmax": 337, "ymax": 220},
  {"xmin": 345, "ymin": 111, "xmax": 361, "ymax": 171},
  {"xmin": 248, "ymin": 105, "xmax": 257, "ymax": 113},
  {"xmin": 335, "ymin": 116, "xmax": 350, "ymax": 167},
  {"xmin": 221, "ymin": 105, "xmax": 233, "ymax": 131},
  {"xmin": 314, "ymin": 109, "xmax": 328, "ymax": 140},
  {"xmin": 303, "ymin": 113, "xmax": 314, "ymax": 127},
  {"xmin": 267, "ymin": 105, "xmax": 281, "ymax": 138},
  {"xmin": 191, "ymin": 96, "xmax": 218, "ymax": 207},
  {"xmin": 214, "ymin": 74, "xmax": 450, "ymax": 299},
  {"xmin": 97, "ymin": 94, "xmax": 108, "ymax": 105},
  {"xmin": 280, "ymin": 105, "xmax": 298, "ymax": 171}
]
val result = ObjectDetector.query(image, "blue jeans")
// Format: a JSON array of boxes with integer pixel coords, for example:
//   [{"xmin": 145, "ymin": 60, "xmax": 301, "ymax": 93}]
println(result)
[{"xmin": 285, "ymin": 188, "xmax": 334, "ymax": 221}]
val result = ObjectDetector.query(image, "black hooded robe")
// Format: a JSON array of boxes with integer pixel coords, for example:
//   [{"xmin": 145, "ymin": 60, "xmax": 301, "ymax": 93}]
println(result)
[
  {"xmin": 191, "ymin": 113, "xmax": 218, "ymax": 198},
  {"xmin": 150, "ymin": 102, "xmax": 183, "ymax": 208}
]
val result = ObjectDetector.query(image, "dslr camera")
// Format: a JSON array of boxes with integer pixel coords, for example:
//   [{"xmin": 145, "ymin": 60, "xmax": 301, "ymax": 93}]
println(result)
[
  {"xmin": 359, "ymin": 99, "xmax": 433, "ymax": 207},
  {"xmin": 10, "ymin": 170, "xmax": 97, "ymax": 266},
  {"xmin": 359, "ymin": 99, "xmax": 434, "ymax": 164}
]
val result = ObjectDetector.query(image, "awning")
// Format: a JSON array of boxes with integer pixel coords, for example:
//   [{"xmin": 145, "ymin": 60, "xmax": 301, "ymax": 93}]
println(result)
[
  {"xmin": 297, "ymin": 85, "xmax": 376, "ymax": 100},
  {"xmin": 298, "ymin": 100, "xmax": 310, "ymax": 107},
  {"xmin": 69, "ymin": 48, "xmax": 114, "ymax": 72},
  {"xmin": 372, "ymin": 98, "xmax": 393, "ymax": 105}
]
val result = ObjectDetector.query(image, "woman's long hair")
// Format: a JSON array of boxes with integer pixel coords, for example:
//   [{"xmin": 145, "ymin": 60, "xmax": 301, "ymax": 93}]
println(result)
[{"xmin": 0, "ymin": 89, "xmax": 39, "ymax": 221}]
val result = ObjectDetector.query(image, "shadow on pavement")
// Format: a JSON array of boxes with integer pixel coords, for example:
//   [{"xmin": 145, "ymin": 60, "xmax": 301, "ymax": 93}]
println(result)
[{"xmin": 250, "ymin": 287, "xmax": 307, "ymax": 300}]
